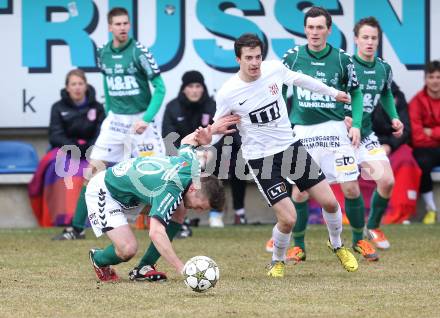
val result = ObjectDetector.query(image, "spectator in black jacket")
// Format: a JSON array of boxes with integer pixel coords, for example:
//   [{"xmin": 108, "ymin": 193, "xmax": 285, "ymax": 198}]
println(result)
[
  {"xmin": 162, "ymin": 70, "xmax": 216, "ymax": 154},
  {"xmin": 372, "ymin": 81, "xmax": 411, "ymax": 155},
  {"xmin": 370, "ymin": 81, "xmax": 421, "ymax": 224},
  {"xmin": 162, "ymin": 71, "xmax": 248, "ymax": 229},
  {"xmin": 49, "ymin": 69, "xmax": 105, "ymax": 157},
  {"xmin": 30, "ymin": 69, "xmax": 105, "ymax": 228}
]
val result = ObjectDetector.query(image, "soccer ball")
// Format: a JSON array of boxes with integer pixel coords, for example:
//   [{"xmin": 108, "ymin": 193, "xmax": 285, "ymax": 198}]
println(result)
[{"xmin": 183, "ymin": 256, "xmax": 219, "ymax": 293}]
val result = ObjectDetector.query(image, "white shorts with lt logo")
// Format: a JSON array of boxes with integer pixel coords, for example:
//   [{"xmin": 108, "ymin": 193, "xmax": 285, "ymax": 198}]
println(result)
[
  {"xmin": 86, "ymin": 171, "xmax": 145, "ymax": 237},
  {"xmin": 293, "ymin": 120, "xmax": 359, "ymax": 184},
  {"xmin": 90, "ymin": 111, "xmax": 165, "ymax": 163}
]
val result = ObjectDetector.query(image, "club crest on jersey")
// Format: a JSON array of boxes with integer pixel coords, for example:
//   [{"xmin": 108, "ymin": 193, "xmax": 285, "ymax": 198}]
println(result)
[
  {"xmin": 127, "ymin": 62, "xmax": 137, "ymax": 74},
  {"xmin": 269, "ymin": 83, "xmax": 279, "ymax": 95},
  {"xmin": 330, "ymin": 73, "xmax": 339, "ymax": 86},
  {"xmin": 201, "ymin": 113, "xmax": 210, "ymax": 126},
  {"xmin": 87, "ymin": 109, "xmax": 97, "ymax": 121}
]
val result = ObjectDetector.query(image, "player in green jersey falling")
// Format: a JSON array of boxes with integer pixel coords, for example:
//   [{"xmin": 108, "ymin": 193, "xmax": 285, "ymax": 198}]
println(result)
[
  {"xmin": 268, "ymin": 6, "xmax": 374, "ymax": 264},
  {"xmin": 347, "ymin": 17, "xmax": 403, "ymax": 251},
  {"xmin": 87, "ymin": 116, "xmax": 239, "ymax": 281},
  {"xmin": 53, "ymin": 7, "xmax": 167, "ymax": 241}
]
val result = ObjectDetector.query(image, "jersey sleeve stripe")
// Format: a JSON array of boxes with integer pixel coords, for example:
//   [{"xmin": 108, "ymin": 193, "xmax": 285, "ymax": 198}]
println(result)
[
  {"xmin": 135, "ymin": 42, "xmax": 161, "ymax": 75},
  {"xmin": 164, "ymin": 193, "xmax": 182, "ymax": 224}
]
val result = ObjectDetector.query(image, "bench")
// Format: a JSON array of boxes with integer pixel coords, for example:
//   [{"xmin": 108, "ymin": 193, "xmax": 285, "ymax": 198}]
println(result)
[
  {"xmin": 431, "ymin": 166, "xmax": 440, "ymax": 182},
  {"xmin": 0, "ymin": 141, "xmax": 38, "ymax": 227}
]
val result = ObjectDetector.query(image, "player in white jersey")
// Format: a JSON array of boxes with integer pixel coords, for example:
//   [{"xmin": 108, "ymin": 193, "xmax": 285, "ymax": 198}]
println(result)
[{"xmin": 210, "ymin": 33, "xmax": 358, "ymax": 277}]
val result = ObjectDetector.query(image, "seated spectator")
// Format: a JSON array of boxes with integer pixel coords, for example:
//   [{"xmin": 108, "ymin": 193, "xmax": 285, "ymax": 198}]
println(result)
[
  {"xmin": 162, "ymin": 71, "xmax": 216, "ymax": 154},
  {"xmin": 48, "ymin": 69, "xmax": 105, "ymax": 156},
  {"xmin": 162, "ymin": 70, "xmax": 248, "ymax": 230},
  {"xmin": 369, "ymin": 82, "xmax": 421, "ymax": 224},
  {"xmin": 29, "ymin": 69, "xmax": 105, "ymax": 226},
  {"xmin": 408, "ymin": 60, "xmax": 440, "ymax": 224},
  {"xmin": 373, "ymin": 82, "xmax": 411, "ymax": 155}
]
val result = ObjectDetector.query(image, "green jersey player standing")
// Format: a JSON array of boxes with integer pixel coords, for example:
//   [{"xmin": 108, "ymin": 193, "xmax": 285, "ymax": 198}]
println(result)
[
  {"xmin": 53, "ymin": 7, "xmax": 167, "ymax": 241},
  {"xmin": 276, "ymin": 6, "xmax": 373, "ymax": 263},
  {"xmin": 349, "ymin": 17, "xmax": 403, "ymax": 251}
]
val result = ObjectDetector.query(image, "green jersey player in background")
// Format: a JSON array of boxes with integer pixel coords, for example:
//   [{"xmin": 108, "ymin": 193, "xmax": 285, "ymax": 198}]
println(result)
[
  {"xmin": 273, "ymin": 6, "xmax": 372, "ymax": 263},
  {"xmin": 87, "ymin": 118, "xmax": 239, "ymax": 282},
  {"xmin": 347, "ymin": 17, "xmax": 403, "ymax": 251},
  {"xmin": 53, "ymin": 7, "xmax": 167, "ymax": 241}
]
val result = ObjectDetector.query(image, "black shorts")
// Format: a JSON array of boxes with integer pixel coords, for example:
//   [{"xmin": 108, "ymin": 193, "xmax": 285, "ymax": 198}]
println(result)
[{"xmin": 246, "ymin": 141, "xmax": 325, "ymax": 206}]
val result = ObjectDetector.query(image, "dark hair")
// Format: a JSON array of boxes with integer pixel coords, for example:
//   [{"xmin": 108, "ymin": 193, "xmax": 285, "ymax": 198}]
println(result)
[
  {"xmin": 234, "ymin": 33, "xmax": 264, "ymax": 58},
  {"xmin": 354, "ymin": 16, "xmax": 382, "ymax": 37},
  {"xmin": 107, "ymin": 7, "xmax": 129, "ymax": 24},
  {"xmin": 304, "ymin": 6, "xmax": 332, "ymax": 29},
  {"xmin": 425, "ymin": 60, "xmax": 440, "ymax": 75},
  {"xmin": 65, "ymin": 69, "xmax": 87, "ymax": 86},
  {"xmin": 200, "ymin": 175, "xmax": 225, "ymax": 211}
]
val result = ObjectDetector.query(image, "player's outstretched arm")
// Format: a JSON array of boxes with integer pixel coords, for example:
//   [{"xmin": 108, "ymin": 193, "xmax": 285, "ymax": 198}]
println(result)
[
  {"xmin": 149, "ymin": 217, "xmax": 185, "ymax": 274},
  {"xmin": 182, "ymin": 124, "xmax": 218, "ymax": 146},
  {"xmin": 180, "ymin": 114, "xmax": 240, "ymax": 146},
  {"xmin": 180, "ymin": 127, "xmax": 209, "ymax": 147}
]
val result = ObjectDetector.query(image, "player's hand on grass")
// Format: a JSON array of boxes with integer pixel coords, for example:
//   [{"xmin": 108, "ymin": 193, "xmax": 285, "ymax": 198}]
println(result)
[
  {"xmin": 211, "ymin": 114, "xmax": 240, "ymax": 135},
  {"xmin": 348, "ymin": 127, "xmax": 360, "ymax": 147},
  {"xmin": 133, "ymin": 120, "xmax": 148, "ymax": 134},
  {"xmin": 336, "ymin": 91, "xmax": 351, "ymax": 104},
  {"xmin": 391, "ymin": 118, "xmax": 404, "ymax": 137}
]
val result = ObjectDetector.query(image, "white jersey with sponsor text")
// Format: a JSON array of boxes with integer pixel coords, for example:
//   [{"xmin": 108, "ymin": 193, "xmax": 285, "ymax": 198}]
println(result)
[{"xmin": 214, "ymin": 60, "xmax": 338, "ymax": 160}]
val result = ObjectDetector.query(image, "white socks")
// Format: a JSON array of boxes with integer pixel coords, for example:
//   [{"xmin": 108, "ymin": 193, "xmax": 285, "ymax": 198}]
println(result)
[
  {"xmin": 422, "ymin": 191, "xmax": 437, "ymax": 212},
  {"xmin": 272, "ymin": 225, "xmax": 291, "ymax": 262},
  {"xmin": 323, "ymin": 205, "xmax": 343, "ymax": 249}
]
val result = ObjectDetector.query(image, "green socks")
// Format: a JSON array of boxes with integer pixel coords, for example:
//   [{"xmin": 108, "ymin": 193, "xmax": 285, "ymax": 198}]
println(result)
[
  {"xmin": 293, "ymin": 200, "xmax": 309, "ymax": 250},
  {"xmin": 93, "ymin": 244, "xmax": 124, "ymax": 267},
  {"xmin": 345, "ymin": 196, "xmax": 365, "ymax": 245},
  {"xmin": 71, "ymin": 185, "xmax": 88, "ymax": 232},
  {"xmin": 367, "ymin": 190, "xmax": 389, "ymax": 229},
  {"xmin": 138, "ymin": 221, "xmax": 182, "ymax": 267}
]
